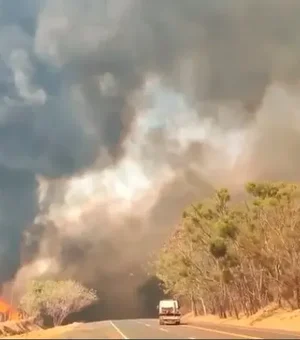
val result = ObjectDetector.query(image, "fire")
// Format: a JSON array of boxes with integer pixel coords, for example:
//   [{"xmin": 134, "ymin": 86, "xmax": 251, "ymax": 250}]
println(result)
[{"xmin": 0, "ymin": 298, "xmax": 20, "ymax": 322}]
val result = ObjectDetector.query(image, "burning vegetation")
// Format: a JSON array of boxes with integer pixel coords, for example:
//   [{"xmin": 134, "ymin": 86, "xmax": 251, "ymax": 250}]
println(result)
[{"xmin": 0, "ymin": 0, "xmax": 300, "ymax": 321}]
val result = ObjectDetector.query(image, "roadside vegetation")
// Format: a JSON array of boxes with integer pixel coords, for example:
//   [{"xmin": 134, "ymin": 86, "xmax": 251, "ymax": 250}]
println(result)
[
  {"xmin": 0, "ymin": 279, "xmax": 97, "ymax": 338},
  {"xmin": 154, "ymin": 181, "xmax": 300, "ymax": 319},
  {"xmin": 19, "ymin": 280, "xmax": 98, "ymax": 326}
]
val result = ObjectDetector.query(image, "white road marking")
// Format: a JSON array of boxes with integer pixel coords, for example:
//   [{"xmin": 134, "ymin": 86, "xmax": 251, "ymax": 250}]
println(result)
[
  {"xmin": 208, "ymin": 324, "xmax": 300, "ymax": 338},
  {"xmin": 159, "ymin": 327, "xmax": 169, "ymax": 332},
  {"xmin": 183, "ymin": 325, "xmax": 262, "ymax": 339},
  {"xmin": 109, "ymin": 321, "xmax": 129, "ymax": 339},
  {"xmin": 188, "ymin": 337, "xmax": 196, "ymax": 339},
  {"xmin": 143, "ymin": 319, "xmax": 300, "ymax": 339},
  {"xmin": 134, "ymin": 321, "xmax": 150, "ymax": 327}
]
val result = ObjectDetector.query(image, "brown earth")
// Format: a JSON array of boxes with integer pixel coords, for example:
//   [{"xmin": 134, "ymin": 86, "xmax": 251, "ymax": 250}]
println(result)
[
  {"xmin": 0, "ymin": 320, "xmax": 80, "ymax": 339},
  {"xmin": 182, "ymin": 303, "xmax": 300, "ymax": 332},
  {"xmin": 0, "ymin": 318, "xmax": 42, "ymax": 338}
]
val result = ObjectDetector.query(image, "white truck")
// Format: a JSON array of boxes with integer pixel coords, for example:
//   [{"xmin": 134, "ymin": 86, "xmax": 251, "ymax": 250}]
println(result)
[{"xmin": 157, "ymin": 299, "xmax": 181, "ymax": 325}]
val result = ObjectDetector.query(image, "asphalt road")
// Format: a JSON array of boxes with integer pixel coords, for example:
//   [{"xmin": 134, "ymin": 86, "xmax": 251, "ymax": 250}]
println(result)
[{"xmin": 56, "ymin": 318, "xmax": 300, "ymax": 339}]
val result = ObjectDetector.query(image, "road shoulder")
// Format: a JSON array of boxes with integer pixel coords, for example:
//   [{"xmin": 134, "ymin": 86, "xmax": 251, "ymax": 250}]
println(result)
[
  {"xmin": 183, "ymin": 306, "xmax": 300, "ymax": 333},
  {"xmin": 183, "ymin": 317, "xmax": 300, "ymax": 339}
]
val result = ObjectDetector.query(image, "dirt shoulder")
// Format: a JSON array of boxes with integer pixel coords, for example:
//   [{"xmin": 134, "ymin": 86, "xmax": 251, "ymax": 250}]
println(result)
[
  {"xmin": 182, "ymin": 305, "xmax": 300, "ymax": 332},
  {"xmin": 2, "ymin": 322, "xmax": 81, "ymax": 339}
]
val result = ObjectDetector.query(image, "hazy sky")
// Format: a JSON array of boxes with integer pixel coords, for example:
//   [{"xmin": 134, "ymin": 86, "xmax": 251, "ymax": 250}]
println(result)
[{"xmin": 4, "ymin": 2, "xmax": 300, "ymax": 316}]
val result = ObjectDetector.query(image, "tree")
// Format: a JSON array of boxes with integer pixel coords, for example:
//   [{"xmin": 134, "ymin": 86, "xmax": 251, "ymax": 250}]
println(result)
[
  {"xmin": 153, "ymin": 181, "xmax": 300, "ymax": 319},
  {"xmin": 19, "ymin": 280, "xmax": 98, "ymax": 326}
]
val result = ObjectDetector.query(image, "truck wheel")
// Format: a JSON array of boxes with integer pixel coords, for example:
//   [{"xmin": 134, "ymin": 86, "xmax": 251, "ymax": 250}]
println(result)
[
  {"xmin": 159, "ymin": 319, "xmax": 164, "ymax": 325},
  {"xmin": 176, "ymin": 321, "xmax": 180, "ymax": 325}
]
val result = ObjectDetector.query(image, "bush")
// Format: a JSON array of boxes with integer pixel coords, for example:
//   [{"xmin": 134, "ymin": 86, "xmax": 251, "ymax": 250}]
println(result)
[{"xmin": 19, "ymin": 280, "xmax": 98, "ymax": 326}]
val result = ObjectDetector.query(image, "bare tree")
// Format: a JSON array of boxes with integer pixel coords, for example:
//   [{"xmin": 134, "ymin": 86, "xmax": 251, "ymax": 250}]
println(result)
[{"xmin": 20, "ymin": 280, "xmax": 98, "ymax": 326}]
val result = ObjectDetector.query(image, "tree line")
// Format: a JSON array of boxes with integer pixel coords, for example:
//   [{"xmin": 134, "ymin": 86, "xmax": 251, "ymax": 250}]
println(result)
[{"xmin": 154, "ymin": 182, "xmax": 300, "ymax": 318}]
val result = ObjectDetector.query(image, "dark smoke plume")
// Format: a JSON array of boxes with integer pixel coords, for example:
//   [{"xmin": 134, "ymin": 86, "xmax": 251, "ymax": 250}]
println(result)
[{"xmin": 1, "ymin": 0, "xmax": 300, "ymax": 319}]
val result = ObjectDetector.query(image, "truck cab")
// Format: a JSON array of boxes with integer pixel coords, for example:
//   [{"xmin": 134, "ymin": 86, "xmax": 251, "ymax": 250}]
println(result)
[{"xmin": 157, "ymin": 299, "xmax": 181, "ymax": 325}]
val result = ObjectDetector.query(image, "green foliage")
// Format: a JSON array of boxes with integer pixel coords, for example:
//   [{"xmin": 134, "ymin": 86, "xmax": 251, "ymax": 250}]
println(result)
[
  {"xmin": 19, "ymin": 280, "xmax": 98, "ymax": 326},
  {"xmin": 216, "ymin": 217, "xmax": 238, "ymax": 240},
  {"xmin": 153, "ymin": 181, "xmax": 300, "ymax": 318}
]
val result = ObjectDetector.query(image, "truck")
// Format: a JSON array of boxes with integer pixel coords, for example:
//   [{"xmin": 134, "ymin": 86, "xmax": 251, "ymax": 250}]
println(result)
[{"xmin": 157, "ymin": 299, "xmax": 181, "ymax": 325}]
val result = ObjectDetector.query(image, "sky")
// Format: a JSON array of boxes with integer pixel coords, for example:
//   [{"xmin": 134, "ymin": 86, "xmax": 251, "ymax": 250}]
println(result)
[{"xmin": 0, "ymin": 0, "xmax": 243, "ymax": 205}]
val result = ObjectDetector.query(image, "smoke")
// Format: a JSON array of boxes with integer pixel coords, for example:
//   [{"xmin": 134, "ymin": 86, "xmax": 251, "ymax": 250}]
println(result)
[{"xmin": 0, "ymin": 0, "xmax": 300, "ymax": 318}]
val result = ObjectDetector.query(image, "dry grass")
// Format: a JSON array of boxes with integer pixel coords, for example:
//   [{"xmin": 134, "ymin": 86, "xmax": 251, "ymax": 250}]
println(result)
[
  {"xmin": 183, "ymin": 304, "xmax": 300, "ymax": 332},
  {"xmin": 0, "ymin": 318, "xmax": 42, "ymax": 338},
  {"xmin": 2, "ymin": 322, "xmax": 81, "ymax": 339}
]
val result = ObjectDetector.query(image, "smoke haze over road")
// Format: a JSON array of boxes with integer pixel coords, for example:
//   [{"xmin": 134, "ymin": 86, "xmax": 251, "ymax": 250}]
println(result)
[{"xmin": 1, "ymin": 0, "xmax": 300, "ymax": 318}]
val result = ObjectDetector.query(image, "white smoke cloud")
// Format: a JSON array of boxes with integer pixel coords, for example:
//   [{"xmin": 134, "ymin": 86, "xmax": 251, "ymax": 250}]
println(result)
[
  {"xmin": 9, "ymin": 49, "xmax": 47, "ymax": 105},
  {"xmin": 3, "ymin": 0, "xmax": 300, "ymax": 319}
]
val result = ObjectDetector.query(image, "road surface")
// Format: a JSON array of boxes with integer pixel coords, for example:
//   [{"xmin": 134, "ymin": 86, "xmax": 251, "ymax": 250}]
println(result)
[{"xmin": 55, "ymin": 318, "xmax": 300, "ymax": 339}]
